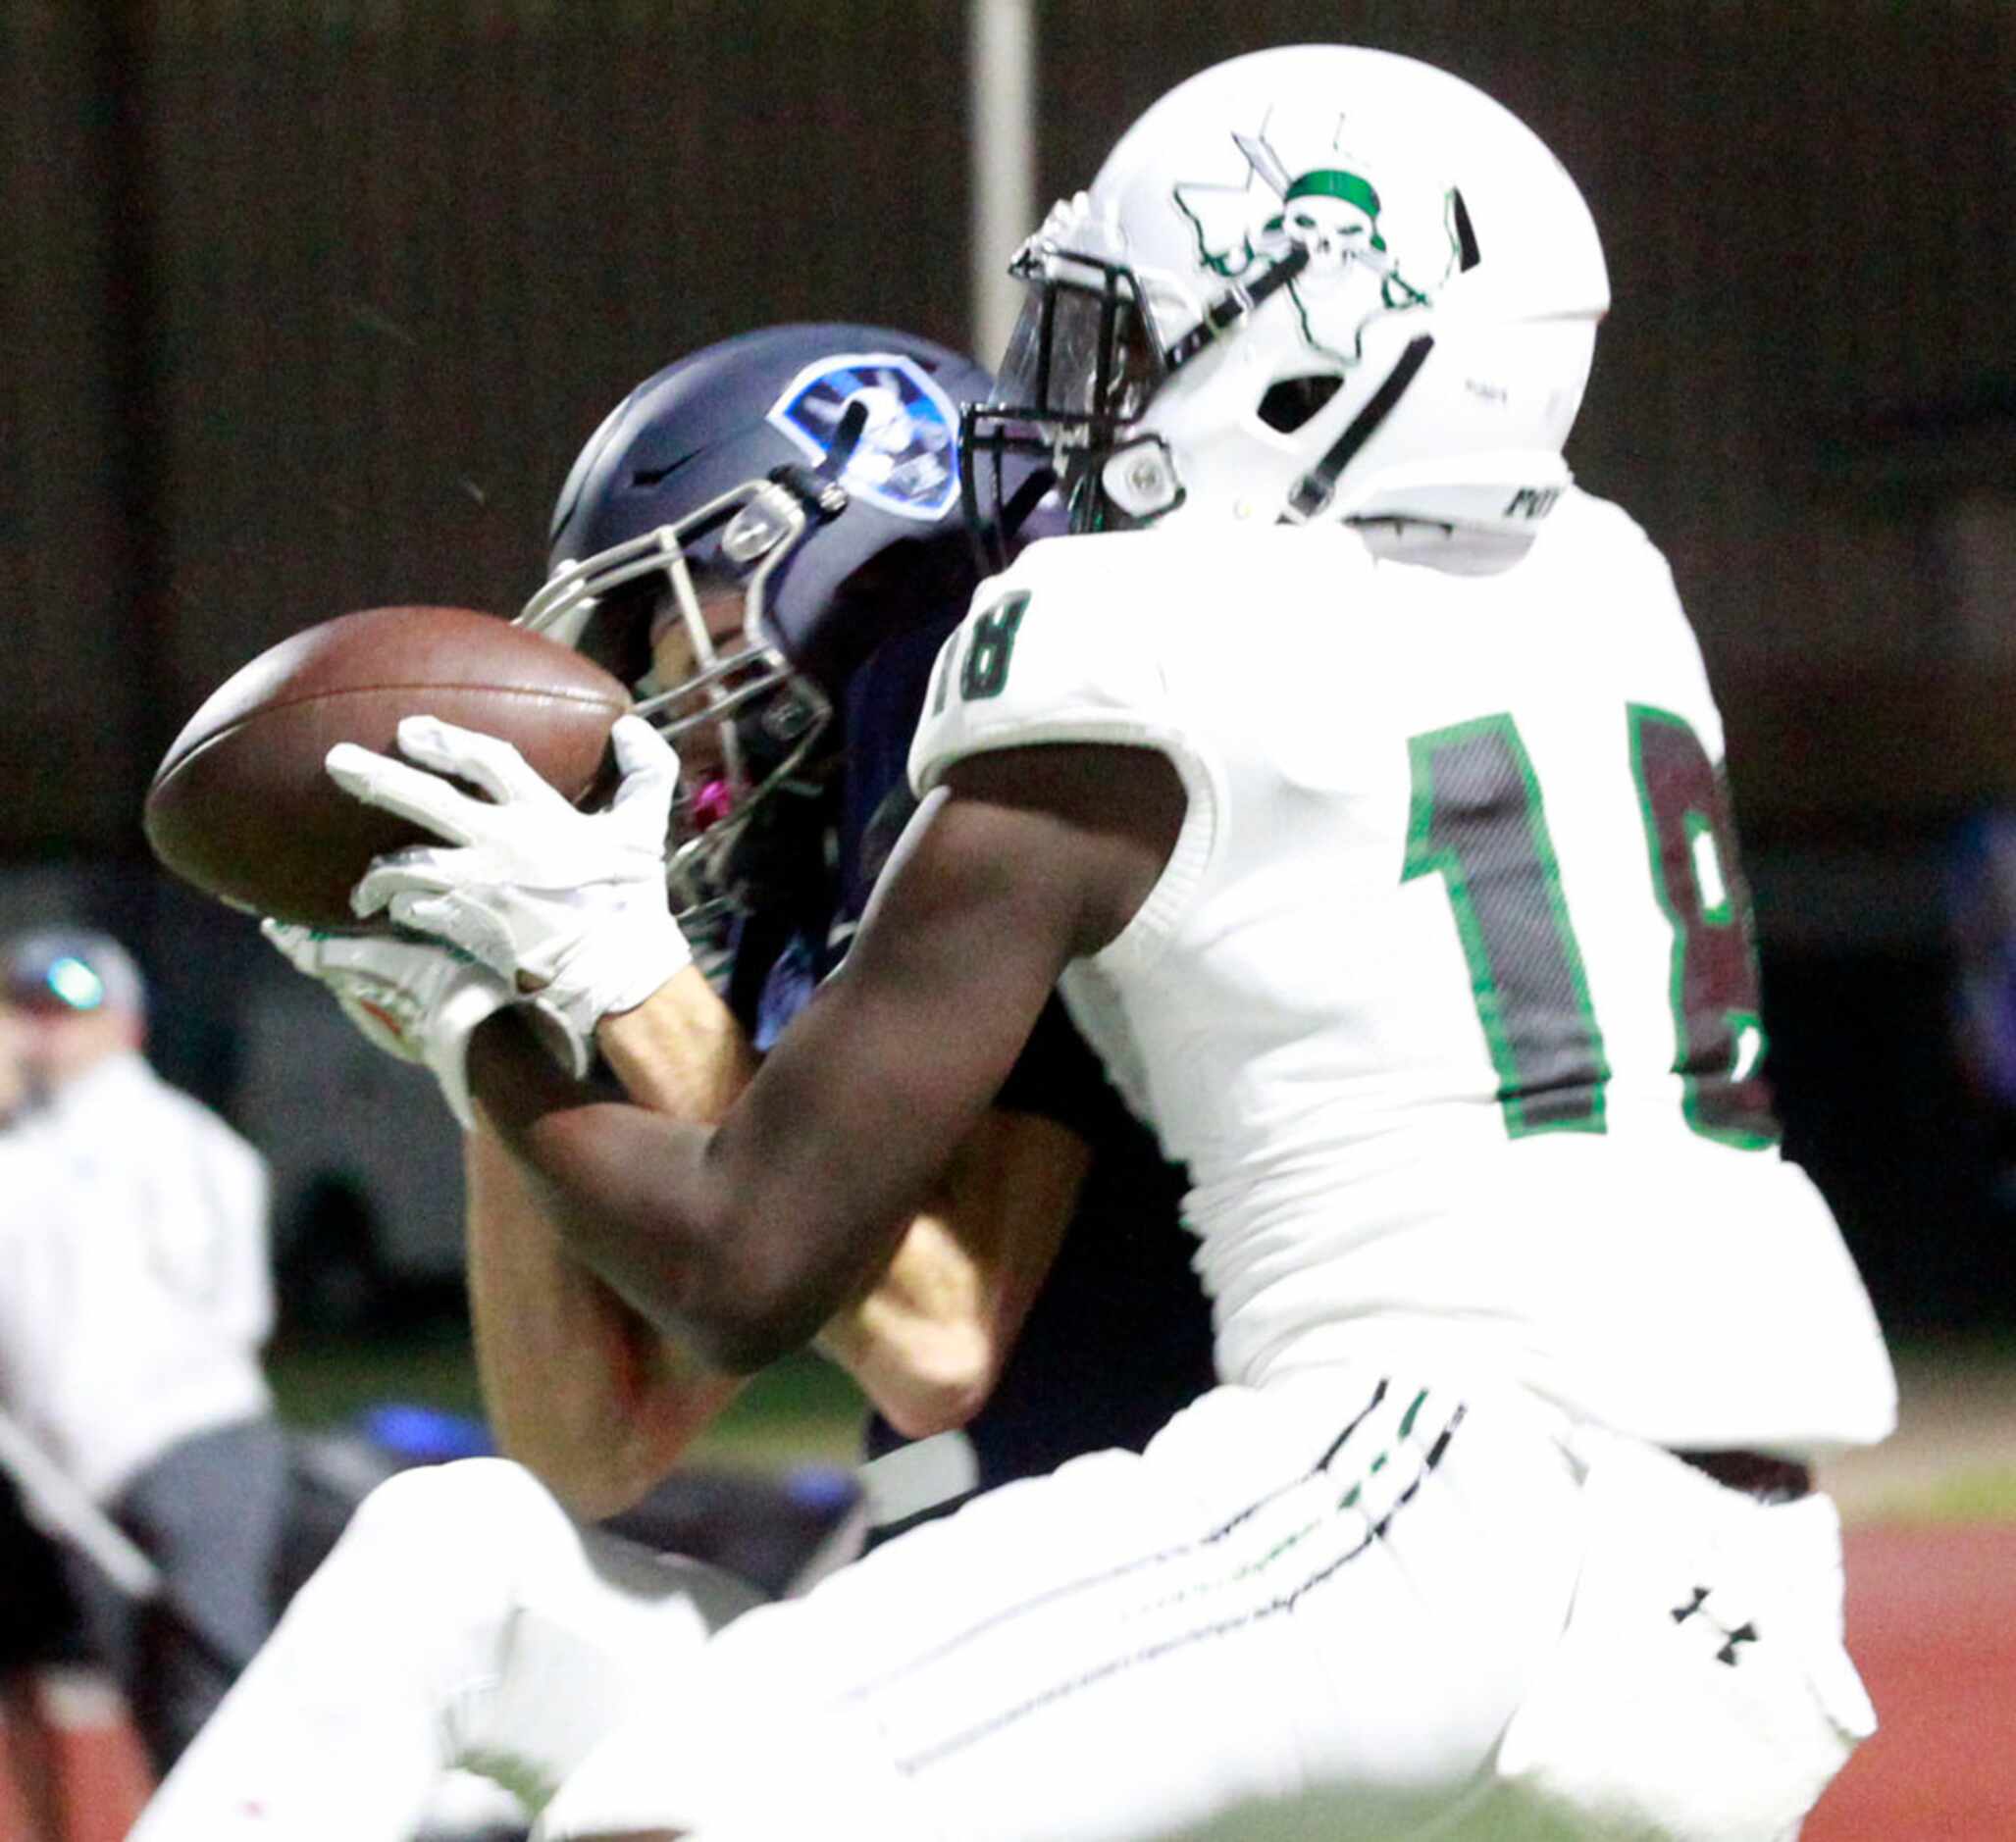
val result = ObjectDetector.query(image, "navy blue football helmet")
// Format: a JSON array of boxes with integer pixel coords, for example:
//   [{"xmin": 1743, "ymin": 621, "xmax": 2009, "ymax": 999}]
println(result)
[{"xmin": 518, "ymin": 325, "xmax": 999, "ymax": 939}]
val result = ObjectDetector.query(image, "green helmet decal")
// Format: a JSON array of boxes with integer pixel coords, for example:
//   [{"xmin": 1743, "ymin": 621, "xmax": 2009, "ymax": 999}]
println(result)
[
  {"xmin": 1172, "ymin": 118, "xmax": 1448, "ymax": 368},
  {"xmin": 1283, "ymin": 168, "xmax": 1383, "ymax": 220}
]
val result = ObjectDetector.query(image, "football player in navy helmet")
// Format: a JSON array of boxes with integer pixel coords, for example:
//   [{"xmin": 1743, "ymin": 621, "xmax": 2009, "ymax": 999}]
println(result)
[
  {"xmin": 136, "ymin": 325, "xmax": 1215, "ymax": 1840},
  {"xmin": 519, "ymin": 326, "xmax": 997, "ymax": 984},
  {"xmin": 505, "ymin": 320, "xmax": 1215, "ymax": 1533}
]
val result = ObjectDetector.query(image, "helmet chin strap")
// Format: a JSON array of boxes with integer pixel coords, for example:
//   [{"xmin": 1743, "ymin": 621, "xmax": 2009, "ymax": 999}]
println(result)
[
  {"xmin": 999, "ymin": 462, "xmax": 1060, "ymax": 543},
  {"xmin": 1164, "ymin": 244, "xmax": 1312, "ymax": 373},
  {"xmin": 768, "ymin": 397, "xmax": 869, "ymax": 519},
  {"xmin": 1279, "ymin": 334, "xmax": 1436, "ymax": 525}
]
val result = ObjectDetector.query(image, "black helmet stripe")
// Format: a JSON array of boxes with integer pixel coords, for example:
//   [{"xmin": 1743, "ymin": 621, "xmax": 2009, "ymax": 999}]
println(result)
[{"xmin": 1282, "ymin": 334, "xmax": 1434, "ymax": 524}]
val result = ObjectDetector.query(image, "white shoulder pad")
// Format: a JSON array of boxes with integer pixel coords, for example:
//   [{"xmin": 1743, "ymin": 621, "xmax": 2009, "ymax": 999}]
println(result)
[{"xmin": 906, "ymin": 536, "xmax": 1179, "ymax": 797}]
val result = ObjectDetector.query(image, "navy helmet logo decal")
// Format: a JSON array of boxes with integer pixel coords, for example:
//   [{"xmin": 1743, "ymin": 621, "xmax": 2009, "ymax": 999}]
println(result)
[{"xmin": 766, "ymin": 353, "xmax": 960, "ymax": 522}]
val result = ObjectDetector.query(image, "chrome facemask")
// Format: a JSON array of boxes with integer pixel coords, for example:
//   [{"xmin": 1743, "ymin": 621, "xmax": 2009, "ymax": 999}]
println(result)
[{"xmin": 516, "ymin": 467, "xmax": 844, "ymax": 966}]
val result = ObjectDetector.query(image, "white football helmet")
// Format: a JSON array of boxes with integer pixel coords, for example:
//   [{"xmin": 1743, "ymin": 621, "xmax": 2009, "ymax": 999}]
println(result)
[{"xmin": 963, "ymin": 45, "xmax": 1610, "ymax": 568}]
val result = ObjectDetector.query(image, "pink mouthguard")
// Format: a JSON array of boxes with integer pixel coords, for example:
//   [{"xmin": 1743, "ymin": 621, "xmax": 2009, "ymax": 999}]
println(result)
[{"xmin": 690, "ymin": 779, "xmax": 736, "ymax": 831}]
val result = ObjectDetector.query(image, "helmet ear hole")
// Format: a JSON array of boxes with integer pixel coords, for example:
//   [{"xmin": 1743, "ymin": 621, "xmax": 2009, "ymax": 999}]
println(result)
[{"xmin": 1257, "ymin": 374, "xmax": 1343, "ymax": 434}]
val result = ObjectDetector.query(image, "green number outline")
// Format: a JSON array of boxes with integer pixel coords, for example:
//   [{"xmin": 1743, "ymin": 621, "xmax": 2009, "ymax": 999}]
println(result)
[
  {"xmin": 1402, "ymin": 713, "xmax": 1610, "ymax": 1138},
  {"xmin": 1627, "ymin": 703, "xmax": 1778, "ymax": 1151}
]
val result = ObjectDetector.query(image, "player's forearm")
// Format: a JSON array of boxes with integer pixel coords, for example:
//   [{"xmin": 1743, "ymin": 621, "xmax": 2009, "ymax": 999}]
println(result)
[
  {"xmin": 594, "ymin": 962, "xmax": 759, "ymax": 1117},
  {"xmin": 464, "ymin": 998, "xmax": 813, "ymax": 1372},
  {"xmin": 465, "ymin": 1128, "xmax": 741, "ymax": 1519},
  {"xmin": 474, "ymin": 957, "xmax": 1050, "ymax": 1390},
  {"xmin": 463, "ymin": 970, "xmax": 760, "ymax": 1509},
  {"xmin": 817, "ymin": 1110, "xmax": 1089, "ymax": 1437},
  {"xmin": 816, "ymin": 1208, "xmax": 995, "ymax": 1437}
]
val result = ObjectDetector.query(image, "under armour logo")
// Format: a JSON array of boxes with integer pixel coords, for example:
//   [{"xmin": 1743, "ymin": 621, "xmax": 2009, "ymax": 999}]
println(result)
[
  {"xmin": 1672, "ymin": 1585, "xmax": 1760, "ymax": 1666},
  {"xmin": 1714, "ymin": 1622, "xmax": 1760, "ymax": 1665}
]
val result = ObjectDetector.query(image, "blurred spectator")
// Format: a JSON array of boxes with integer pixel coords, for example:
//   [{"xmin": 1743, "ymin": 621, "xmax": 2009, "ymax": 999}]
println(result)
[
  {"xmin": 0, "ymin": 997, "xmax": 72, "ymax": 1842},
  {"xmin": 0, "ymin": 929, "xmax": 286, "ymax": 1778}
]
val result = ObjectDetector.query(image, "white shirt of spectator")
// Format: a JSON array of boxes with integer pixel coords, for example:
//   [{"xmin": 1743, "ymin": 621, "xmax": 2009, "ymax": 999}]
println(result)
[{"xmin": 0, "ymin": 1049, "xmax": 275, "ymax": 1503}]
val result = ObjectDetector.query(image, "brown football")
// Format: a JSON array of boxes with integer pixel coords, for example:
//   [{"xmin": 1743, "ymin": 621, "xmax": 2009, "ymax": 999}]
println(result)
[{"xmin": 144, "ymin": 604, "xmax": 632, "ymax": 928}]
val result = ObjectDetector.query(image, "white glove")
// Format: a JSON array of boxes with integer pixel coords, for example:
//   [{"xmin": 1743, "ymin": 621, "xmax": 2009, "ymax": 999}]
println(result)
[
  {"xmin": 261, "ymin": 921, "xmax": 512, "ymax": 1130},
  {"xmin": 329, "ymin": 713, "xmax": 692, "ymax": 1065}
]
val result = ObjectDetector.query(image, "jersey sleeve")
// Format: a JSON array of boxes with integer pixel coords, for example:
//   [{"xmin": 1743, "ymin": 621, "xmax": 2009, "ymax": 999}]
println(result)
[
  {"xmin": 905, "ymin": 537, "xmax": 1223, "ymax": 972},
  {"xmin": 907, "ymin": 538, "xmax": 1192, "ymax": 795}
]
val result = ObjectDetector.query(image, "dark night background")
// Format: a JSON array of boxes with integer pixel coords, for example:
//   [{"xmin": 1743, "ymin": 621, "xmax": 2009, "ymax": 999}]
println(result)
[{"xmin": 4, "ymin": 1, "xmax": 2014, "ymax": 1340}]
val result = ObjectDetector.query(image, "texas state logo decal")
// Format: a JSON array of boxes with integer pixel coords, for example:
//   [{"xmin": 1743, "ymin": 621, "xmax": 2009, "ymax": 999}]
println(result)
[{"xmin": 1173, "ymin": 110, "xmax": 1462, "ymax": 368}]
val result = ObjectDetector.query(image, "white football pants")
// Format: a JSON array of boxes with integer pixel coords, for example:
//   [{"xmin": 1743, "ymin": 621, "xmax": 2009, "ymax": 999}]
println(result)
[
  {"xmin": 129, "ymin": 1457, "xmax": 763, "ymax": 1841},
  {"xmin": 534, "ymin": 1369, "xmax": 1873, "ymax": 1842}
]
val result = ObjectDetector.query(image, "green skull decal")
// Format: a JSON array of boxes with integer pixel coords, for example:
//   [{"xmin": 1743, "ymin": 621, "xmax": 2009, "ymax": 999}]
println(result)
[{"xmin": 1174, "ymin": 122, "xmax": 1450, "ymax": 368}]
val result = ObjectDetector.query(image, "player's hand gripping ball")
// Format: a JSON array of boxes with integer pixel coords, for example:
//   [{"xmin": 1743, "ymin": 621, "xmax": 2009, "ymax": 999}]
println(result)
[
  {"xmin": 144, "ymin": 606, "xmax": 632, "ymax": 929},
  {"xmin": 336, "ymin": 713, "xmax": 692, "ymax": 1050}
]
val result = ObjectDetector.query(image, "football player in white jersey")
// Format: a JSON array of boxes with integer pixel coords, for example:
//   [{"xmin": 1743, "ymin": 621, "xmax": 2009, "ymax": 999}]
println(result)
[{"xmin": 324, "ymin": 44, "xmax": 1896, "ymax": 1842}]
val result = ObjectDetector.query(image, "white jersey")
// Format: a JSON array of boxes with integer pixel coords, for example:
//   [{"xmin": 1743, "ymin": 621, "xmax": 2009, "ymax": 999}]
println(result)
[{"xmin": 909, "ymin": 490, "xmax": 1894, "ymax": 1454}]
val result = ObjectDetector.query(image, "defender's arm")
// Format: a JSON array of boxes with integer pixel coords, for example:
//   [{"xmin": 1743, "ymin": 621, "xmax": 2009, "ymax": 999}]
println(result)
[
  {"xmin": 816, "ymin": 1106, "xmax": 1090, "ymax": 1440},
  {"xmin": 473, "ymin": 963, "xmax": 1092, "ymax": 1513},
  {"xmin": 471, "ymin": 742, "xmax": 1183, "ymax": 1376},
  {"xmin": 467, "ymin": 965, "xmax": 750, "ymax": 1519},
  {"xmin": 466, "ymin": 1128, "xmax": 741, "ymax": 1522}
]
